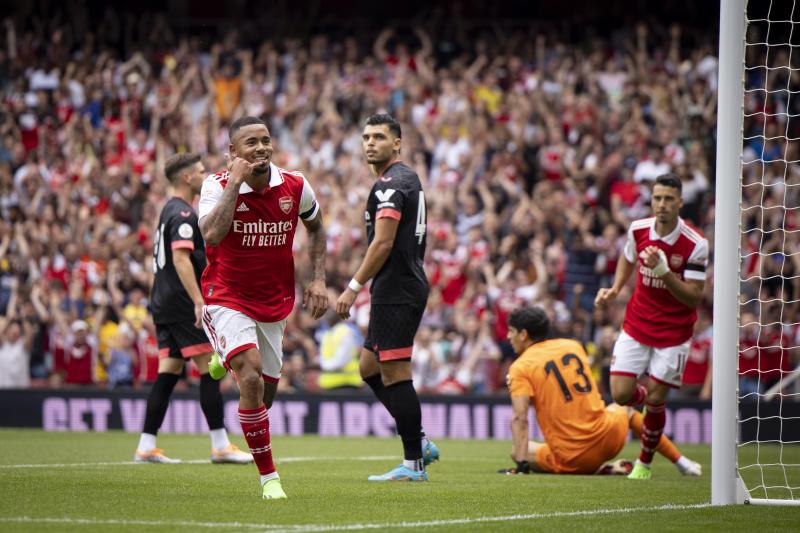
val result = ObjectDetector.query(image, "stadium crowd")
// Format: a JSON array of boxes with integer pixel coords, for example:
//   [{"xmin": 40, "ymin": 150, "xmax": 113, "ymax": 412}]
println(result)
[{"xmin": 0, "ymin": 4, "xmax": 796, "ymax": 398}]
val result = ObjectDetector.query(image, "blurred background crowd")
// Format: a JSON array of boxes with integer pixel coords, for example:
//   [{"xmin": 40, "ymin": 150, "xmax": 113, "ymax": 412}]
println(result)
[{"xmin": 0, "ymin": 0, "xmax": 797, "ymax": 399}]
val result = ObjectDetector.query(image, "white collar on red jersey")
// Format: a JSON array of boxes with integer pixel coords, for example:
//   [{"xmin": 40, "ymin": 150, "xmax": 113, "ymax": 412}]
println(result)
[
  {"xmin": 239, "ymin": 162, "xmax": 284, "ymax": 193},
  {"xmin": 648, "ymin": 217, "xmax": 683, "ymax": 245}
]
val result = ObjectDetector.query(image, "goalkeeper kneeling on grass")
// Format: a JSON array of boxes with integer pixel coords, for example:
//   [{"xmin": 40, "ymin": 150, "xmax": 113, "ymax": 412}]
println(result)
[{"xmin": 498, "ymin": 307, "xmax": 701, "ymax": 477}]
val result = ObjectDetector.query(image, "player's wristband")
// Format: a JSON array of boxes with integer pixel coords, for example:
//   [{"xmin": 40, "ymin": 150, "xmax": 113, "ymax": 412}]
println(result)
[
  {"xmin": 348, "ymin": 278, "xmax": 363, "ymax": 292},
  {"xmin": 652, "ymin": 249, "xmax": 670, "ymax": 277}
]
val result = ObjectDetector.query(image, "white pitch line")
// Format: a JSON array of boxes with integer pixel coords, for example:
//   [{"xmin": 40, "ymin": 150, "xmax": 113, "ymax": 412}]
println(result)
[
  {"xmin": 0, "ymin": 516, "xmax": 279, "ymax": 530},
  {"xmin": 260, "ymin": 503, "xmax": 716, "ymax": 533},
  {"xmin": 0, "ymin": 503, "xmax": 715, "ymax": 532},
  {"xmin": 0, "ymin": 456, "xmax": 397, "ymax": 469}
]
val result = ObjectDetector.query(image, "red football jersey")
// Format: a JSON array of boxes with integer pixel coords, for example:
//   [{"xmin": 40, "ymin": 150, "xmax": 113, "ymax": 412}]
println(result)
[
  {"xmin": 622, "ymin": 217, "xmax": 708, "ymax": 348},
  {"xmin": 198, "ymin": 163, "xmax": 318, "ymax": 323},
  {"xmin": 64, "ymin": 336, "xmax": 97, "ymax": 385},
  {"xmin": 682, "ymin": 328, "xmax": 711, "ymax": 386}
]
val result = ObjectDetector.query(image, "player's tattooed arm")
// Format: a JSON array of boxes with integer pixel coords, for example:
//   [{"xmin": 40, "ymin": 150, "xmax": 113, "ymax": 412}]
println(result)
[
  {"xmin": 303, "ymin": 212, "xmax": 327, "ymax": 283},
  {"xmin": 199, "ymin": 183, "xmax": 239, "ymax": 246},
  {"xmin": 199, "ymin": 155, "xmax": 251, "ymax": 246},
  {"xmin": 301, "ymin": 212, "xmax": 328, "ymax": 319}
]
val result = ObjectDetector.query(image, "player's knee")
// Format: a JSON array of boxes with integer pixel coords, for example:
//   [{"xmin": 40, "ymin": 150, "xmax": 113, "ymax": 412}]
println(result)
[
  {"xmin": 158, "ymin": 358, "xmax": 184, "ymax": 374},
  {"xmin": 611, "ymin": 388, "xmax": 633, "ymax": 405},
  {"xmin": 359, "ymin": 360, "xmax": 373, "ymax": 379},
  {"xmin": 237, "ymin": 368, "xmax": 263, "ymax": 395},
  {"xmin": 645, "ymin": 386, "xmax": 669, "ymax": 404},
  {"xmin": 359, "ymin": 351, "xmax": 378, "ymax": 378},
  {"xmin": 610, "ymin": 380, "xmax": 634, "ymax": 404}
]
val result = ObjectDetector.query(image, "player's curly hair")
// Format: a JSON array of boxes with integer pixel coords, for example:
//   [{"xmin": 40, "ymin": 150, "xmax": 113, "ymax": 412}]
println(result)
[{"xmin": 508, "ymin": 307, "xmax": 550, "ymax": 343}]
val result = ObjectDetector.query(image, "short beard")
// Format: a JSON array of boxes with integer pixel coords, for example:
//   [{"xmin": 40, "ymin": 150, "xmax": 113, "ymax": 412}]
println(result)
[{"xmin": 252, "ymin": 161, "xmax": 269, "ymax": 175}]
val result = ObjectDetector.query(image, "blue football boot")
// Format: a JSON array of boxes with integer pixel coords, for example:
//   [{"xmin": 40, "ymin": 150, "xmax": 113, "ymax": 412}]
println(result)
[
  {"xmin": 368, "ymin": 464, "xmax": 428, "ymax": 482},
  {"xmin": 423, "ymin": 440, "xmax": 440, "ymax": 466}
]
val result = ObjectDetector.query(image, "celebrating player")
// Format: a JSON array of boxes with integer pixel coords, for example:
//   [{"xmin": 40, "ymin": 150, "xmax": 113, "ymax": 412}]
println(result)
[
  {"xmin": 336, "ymin": 113, "xmax": 437, "ymax": 481},
  {"xmin": 135, "ymin": 153, "xmax": 251, "ymax": 465},
  {"xmin": 594, "ymin": 173, "xmax": 708, "ymax": 480},
  {"xmin": 199, "ymin": 117, "xmax": 328, "ymax": 499},
  {"xmin": 501, "ymin": 306, "xmax": 701, "ymax": 476}
]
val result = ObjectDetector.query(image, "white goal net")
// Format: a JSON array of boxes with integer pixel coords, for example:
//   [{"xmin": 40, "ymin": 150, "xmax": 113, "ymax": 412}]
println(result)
[{"xmin": 737, "ymin": 0, "xmax": 800, "ymax": 504}]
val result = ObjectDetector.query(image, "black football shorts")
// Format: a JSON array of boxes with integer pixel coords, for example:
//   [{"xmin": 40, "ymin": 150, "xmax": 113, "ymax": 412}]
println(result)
[
  {"xmin": 156, "ymin": 320, "xmax": 213, "ymax": 359},
  {"xmin": 364, "ymin": 302, "xmax": 425, "ymax": 361}
]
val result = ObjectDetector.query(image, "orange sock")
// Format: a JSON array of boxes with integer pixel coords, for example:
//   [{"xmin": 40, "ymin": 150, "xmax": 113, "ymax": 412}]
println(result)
[{"xmin": 629, "ymin": 409, "xmax": 681, "ymax": 463}]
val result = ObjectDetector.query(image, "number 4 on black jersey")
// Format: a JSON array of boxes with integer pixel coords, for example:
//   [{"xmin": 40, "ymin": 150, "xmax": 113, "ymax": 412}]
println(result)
[{"xmin": 365, "ymin": 161, "xmax": 429, "ymax": 304}]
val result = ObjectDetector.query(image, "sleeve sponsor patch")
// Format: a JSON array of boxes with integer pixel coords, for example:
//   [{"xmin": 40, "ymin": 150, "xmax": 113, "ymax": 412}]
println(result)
[{"xmin": 178, "ymin": 223, "xmax": 194, "ymax": 239}]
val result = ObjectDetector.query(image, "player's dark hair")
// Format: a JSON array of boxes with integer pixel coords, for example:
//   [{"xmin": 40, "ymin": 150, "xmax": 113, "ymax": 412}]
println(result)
[
  {"xmin": 655, "ymin": 173, "xmax": 682, "ymax": 194},
  {"xmin": 365, "ymin": 113, "xmax": 401, "ymax": 138},
  {"xmin": 164, "ymin": 152, "xmax": 202, "ymax": 183},
  {"xmin": 229, "ymin": 116, "xmax": 268, "ymax": 143},
  {"xmin": 508, "ymin": 307, "xmax": 550, "ymax": 343}
]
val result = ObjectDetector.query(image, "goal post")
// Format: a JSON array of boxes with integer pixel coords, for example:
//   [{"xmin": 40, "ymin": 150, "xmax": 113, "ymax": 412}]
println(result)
[
  {"xmin": 713, "ymin": 0, "xmax": 800, "ymax": 506},
  {"xmin": 711, "ymin": 0, "xmax": 747, "ymax": 507}
]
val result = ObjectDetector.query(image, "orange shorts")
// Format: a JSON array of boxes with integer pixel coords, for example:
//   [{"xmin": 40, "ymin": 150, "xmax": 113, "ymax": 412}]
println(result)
[{"xmin": 534, "ymin": 404, "xmax": 629, "ymax": 474}]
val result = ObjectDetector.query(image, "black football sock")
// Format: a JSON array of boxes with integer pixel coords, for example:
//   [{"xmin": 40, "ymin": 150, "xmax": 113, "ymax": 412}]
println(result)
[
  {"xmin": 142, "ymin": 372, "xmax": 180, "ymax": 435},
  {"xmin": 385, "ymin": 380, "xmax": 423, "ymax": 463},
  {"xmin": 364, "ymin": 373, "xmax": 391, "ymax": 410},
  {"xmin": 366, "ymin": 372, "xmax": 428, "ymax": 443},
  {"xmin": 199, "ymin": 373, "xmax": 225, "ymax": 430}
]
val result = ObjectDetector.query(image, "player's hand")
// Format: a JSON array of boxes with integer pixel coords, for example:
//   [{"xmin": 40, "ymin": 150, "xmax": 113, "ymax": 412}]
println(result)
[
  {"xmin": 193, "ymin": 301, "xmax": 204, "ymax": 329},
  {"xmin": 303, "ymin": 279, "xmax": 328, "ymax": 320},
  {"xmin": 640, "ymin": 245, "xmax": 669, "ymax": 277},
  {"xmin": 640, "ymin": 245, "xmax": 660, "ymax": 268},
  {"xmin": 225, "ymin": 153, "xmax": 255, "ymax": 185},
  {"xmin": 335, "ymin": 289, "xmax": 357, "ymax": 320},
  {"xmin": 497, "ymin": 461, "xmax": 530, "ymax": 475},
  {"xmin": 594, "ymin": 287, "xmax": 618, "ymax": 308}
]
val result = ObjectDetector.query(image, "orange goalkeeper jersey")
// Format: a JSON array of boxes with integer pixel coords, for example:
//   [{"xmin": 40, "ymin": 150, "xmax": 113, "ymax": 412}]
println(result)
[{"xmin": 507, "ymin": 338, "xmax": 616, "ymax": 464}]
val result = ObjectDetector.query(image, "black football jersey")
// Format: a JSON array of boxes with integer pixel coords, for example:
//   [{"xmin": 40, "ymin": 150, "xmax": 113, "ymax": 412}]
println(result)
[
  {"xmin": 365, "ymin": 162, "xmax": 429, "ymax": 304},
  {"xmin": 150, "ymin": 197, "xmax": 206, "ymax": 324}
]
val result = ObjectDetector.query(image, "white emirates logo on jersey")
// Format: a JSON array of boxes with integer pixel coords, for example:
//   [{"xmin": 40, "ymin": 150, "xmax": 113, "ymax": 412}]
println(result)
[{"xmin": 237, "ymin": 202, "xmax": 250, "ymax": 212}]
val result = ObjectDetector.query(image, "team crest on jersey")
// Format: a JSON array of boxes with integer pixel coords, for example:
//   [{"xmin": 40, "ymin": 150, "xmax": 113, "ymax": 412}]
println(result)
[
  {"xmin": 279, "ymin": 196, "xmax": 293, "ymax": 214},
  {"xmin": 670, "ymin": 254, "xmax": 684, "ymax": 269},
  {"xmin": 178, "ymin": 223, "xmax": 193, "ymax": 239}
]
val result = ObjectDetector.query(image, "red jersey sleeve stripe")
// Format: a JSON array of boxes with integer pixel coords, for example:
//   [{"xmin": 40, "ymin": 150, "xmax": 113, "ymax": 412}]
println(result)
[
  {"xmin": 171, "ymin": 240, "xmax": 195, "ymax": 250},
  {"xmin": 376, "ymin": 208, "xmax": 401, "ymax": 220}
]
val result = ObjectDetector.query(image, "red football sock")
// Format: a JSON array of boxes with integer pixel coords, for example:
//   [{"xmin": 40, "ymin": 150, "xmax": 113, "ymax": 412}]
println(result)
[
  {"xmin": 624, "ymin": 384, "xmax": 647, "ymax": 406},
  {"xmin": 238, "ymin": 404, "xmax": 276, "ymax": 476},
  {"xmin": 639, "ymin": 401, "xmax": 666, "ymax": 465},
  {"xmin": 630, "ymin": 410, "xmax": 681, "ymax": 462}
]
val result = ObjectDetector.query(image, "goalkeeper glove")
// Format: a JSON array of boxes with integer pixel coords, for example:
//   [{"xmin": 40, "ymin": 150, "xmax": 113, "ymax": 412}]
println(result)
[{"xmin": 497, "ymin": 460, "xmax": 531, "ymax": 475}]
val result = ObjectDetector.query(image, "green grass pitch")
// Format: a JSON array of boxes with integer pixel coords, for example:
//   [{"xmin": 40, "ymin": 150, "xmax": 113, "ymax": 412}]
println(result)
[{"xmin": 0, "ymin": 429, "xmax": 798, "ymax": 532}]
